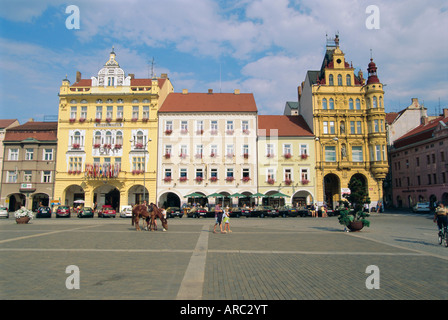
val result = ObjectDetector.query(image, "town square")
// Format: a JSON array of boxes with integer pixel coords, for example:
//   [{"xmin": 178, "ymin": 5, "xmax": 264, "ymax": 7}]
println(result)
[{"xmin": 0, "ymin": 0, "xmax": 447, "ymax": 307}]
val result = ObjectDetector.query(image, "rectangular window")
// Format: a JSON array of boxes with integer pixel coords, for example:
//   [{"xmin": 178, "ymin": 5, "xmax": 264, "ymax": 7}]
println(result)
[
  {"xmin": 350, "ymin": 121, "xmax": 355, "ymax": 134},
  {"xmin": 242, "ymin": 120, "xmax": 249, "ymax": 132},
  {"xmin": 352, "ymin": 146, "xmax": 363, "ymax": 162},
  {"xmin": 226, "ymin": 144, "xmax": 234, "ymax": 157},
  {"xmin": 266, "ymin": 144, "xmax": 274, "ymax": 157},
  {"xmin": 226, "ymin": 168, "xmax": 234, "ymax": 178},
  {"xmin": 284, "ymin": 168, "xmax": 292, "ymax": 181},
  {"xmin": 132, "ymin": 106, "xmax": 139, "ymax": 119},
  {"xmin": 181, "ymin": 121, "xmax": 188, "ymax": 132},
  {"xmin": 106, "ymin": 106, "xmax": 113, "ymax": 119},
  {"xmin": 210, "ymin": 120, "xmax": 218, "ymax": 133},
  {"xmin": 375, "ymin": 145, "xmax": 381, "ymax": 161},
  {"xmin": 165, "ymin": 120, "xmax": 173, "ymax": 132},
  {"xmin": 116, "ymin": 106, "xmax": 123, "ymax": 119},
  {"xmin": 196, "ymin": 168, "xmax": 203, "ymax": 178},
  {"xmin": 69, "ymin": 157, "xmax": 83, "ymax": 172},
  {"xmin": 210, "ymin": 168, "xmax": 218, "ymax": 178},
  {"xmin": 9, "ymin": 148, "xmax": 19, "ymax": 161},
  {"xmin": 267, "ymin": 168, "xmax": 275, "ymax": 181},
  {"xmin": 196, "ymin": 120, "xmax": 204, "ymax": 133},
  {"xmin": 283, "ymin": 144, "xmax": 292, "ymax": 156},
  {"xmin": 243, "ymin": 144, "xmax": 249, "ymax": 156},
  {"xmin": 180, "ymin": 145, "xmax": 188, "ymax": 157},
  {"xmin": 80, "ymin": 106, "xmax": 87, "ymax": 119},
  {"xmin": 323, "ymin": 121, "xmax": 328, "ymax": 134},
  {"xmin": 165, "ymin": 145, "xmax": 172, "ymax": 156},
  {"xmin": 70, "ymin": 106, "xmax": 77, "ymax": 119},
  {"xmin": 180, "ymin": 168, "xmax": 188, "ymax": 178},
  {"xmin": 300, "ymin": 144, "xmax": 308, "ymax": 156},
  {"xmin": 96, "ymin": 106, "xmax": 102, "ymax": 119},
  {"xmin": 210, "ymin": 145, "xmax": 218, "ymax": 156},
  {"xmin": 23, "ymin": 170, "xmax": 32, "ymax": 182},
  {"xmin": 132, "ymin": 157, "xmax": 145, "ymax": 172},
  {"xmin": 242, "ymin": 168, "xmax": 250, "ymax": 179},
  {"xmin": 42, "ymin": 171, "xmax": 52, "ymax": 183},
  {"xmin": 356, "ymin": 121, "xmax": 362, "ymax": 134},
  {"xmin": 301, "ymin": 168, "xmax": 309, "ymax": 181},
  {"xmin": 325, "ymin": 146, "xmax": 336, "ymax": 162},
  {"xmin": 164, "ymin": 168, "xmax": 172, "ymax": 178},
  {"xmin": 25, "ymin": 148, "xmax": 34, "ymax": 161},
  {"xmin": 7, "ymin": 171, "xmax": 17, "ymax": 183},
  {"xmin": 142, "ymin": 106, "xmax": 149, "ymax": 119},
  {"xmin": 196, "ymin": 145, "xmax": 203, "ymax": 157}
]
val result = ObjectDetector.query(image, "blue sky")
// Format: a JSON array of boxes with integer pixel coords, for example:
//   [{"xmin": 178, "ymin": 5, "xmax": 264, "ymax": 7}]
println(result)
[{"xmin": 1, "ymin": 0, "xmax": 447, "ymax": 124}]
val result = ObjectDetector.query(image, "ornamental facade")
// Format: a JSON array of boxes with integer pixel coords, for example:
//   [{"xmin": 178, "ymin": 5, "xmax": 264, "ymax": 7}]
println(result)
[
  {"xmin": 54, "ymin": 49, "xmax": 173, "ymax": 210},
  {"xmin": 295, "ymin": 36, "xmax": 388, "ymax": 209}
]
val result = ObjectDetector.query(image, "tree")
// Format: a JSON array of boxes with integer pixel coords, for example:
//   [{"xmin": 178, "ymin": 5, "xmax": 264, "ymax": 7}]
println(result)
[{"xmin": 338, "ymin": 176, "xmax": 371, "ymax": 228}]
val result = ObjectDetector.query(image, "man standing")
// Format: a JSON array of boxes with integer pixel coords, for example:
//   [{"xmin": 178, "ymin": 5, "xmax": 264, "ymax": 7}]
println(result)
[{"xmin": 213, "ymin": 203, "xmax": 225, "ymax": 233}]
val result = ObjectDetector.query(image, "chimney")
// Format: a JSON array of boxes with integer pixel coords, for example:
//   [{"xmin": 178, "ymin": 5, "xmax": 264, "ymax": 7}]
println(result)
[
  {"xmin": 208, "ymin": 89, "xmax": 213, "ymax": 94},
  {"xmin": 234, "ymin": 89, "xmax": 240, "ymax": 95},
  {"xmin": 182, "ymin": 89, "xmax": 188, "ymax": 94},
  {"xmin": 161, "ymin": 73, "xmax": 168, "ymax": 79},
  {"xmin": 421, "ymin": 116, "xmax": 429, "ymax": 125},
  {"xmin": 76, "ymin": 71, "xmax": 81, "ymax": 83},
  {"xmin": 128, "ymin": 73, "xmax": 135, "ymax": 79},
  {"xmin": 443, "ymin": 108, "xmax": 448, "ymax": 118}
]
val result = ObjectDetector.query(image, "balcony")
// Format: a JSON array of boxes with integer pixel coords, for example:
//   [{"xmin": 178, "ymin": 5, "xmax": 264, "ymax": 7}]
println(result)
[{"xmin": 84, "ymin": 163, "xmax": 121, "ymax": 179}]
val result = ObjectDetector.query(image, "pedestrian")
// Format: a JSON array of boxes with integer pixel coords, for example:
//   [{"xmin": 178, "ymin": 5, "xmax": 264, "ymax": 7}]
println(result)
[
  {"xmin": 311, "ymin": 203, "xmax": 316, "ymax": 217},
  {"xmin": 223, "ymin": 206, "xmax": 231, "ymax": 233},
  {"xmin": 213, "ymin": 203, "xmax": 224, "ymax": 233}
]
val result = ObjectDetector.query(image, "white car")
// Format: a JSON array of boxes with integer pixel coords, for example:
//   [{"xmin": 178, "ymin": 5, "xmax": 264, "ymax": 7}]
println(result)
[
  {"xmin": 120, "ymin": 205, "xmax": 133, "ymax": 218},
  {"xmin": 412, "ymin": 202, "xmax": 430, "ymax": 213},
  {"xmin": 0, "ymin": 206, "xmax": 9, "ymax": 218}
]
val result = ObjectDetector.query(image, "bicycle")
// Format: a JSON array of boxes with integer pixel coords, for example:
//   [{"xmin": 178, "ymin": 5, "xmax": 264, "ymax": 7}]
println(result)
[{"xmin": 437, "ymin": 226, "xmax": 448, "ymax": 247}]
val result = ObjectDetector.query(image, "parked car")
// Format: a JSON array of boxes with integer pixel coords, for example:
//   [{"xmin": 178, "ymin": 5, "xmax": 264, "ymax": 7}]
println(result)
[
  {"xmin": 0, "ymin": 206, "xmax": 9, "ymax": 218},
  {"xmin": 99, "ymin": 205, "xmax": 116, "ymax": 218},
  {"xmin": 55, "ymin": 205, "xmax": 71, "ymax": 218},
  {"xmin": 36, "ymin": 206, "xmax": 52, "ymax": 218},
  {"xmin": 413, "ymin": 202, "xmax": 431, "ymax": 213},
  {"xmin": 229, "ymin": 207, "xmax": 243, "ymax": 218},
  {"xmin": 250, "ymin": 206, "xmax": 279, "ymax": 218},
  {"xmin": 166, "ymin": 207, "xmax": 182, "ymax": 218},
  {"xmin": 78, "ymin": 207, "xmax": 94, "ymax": 218},
  {"xmin": 187, "ymin": 207, "xmax": 208, "ymax": 218},
  {"xmin": 240, "ymin": 207, "xmax": 252, "ymax": 217},
  {"xmin": 120, "ymin": 205, "xmax": 133, "ymax": 218},
  {"xmin": 278, "ymin": 205, "xmax": 300, "ymax": 217}
]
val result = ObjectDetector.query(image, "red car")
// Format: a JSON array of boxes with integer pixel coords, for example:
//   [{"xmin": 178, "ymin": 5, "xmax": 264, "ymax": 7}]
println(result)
[
  {"xmin": 56, "ymin": 205, "xmax": 71, "ymax": 218},
  {"xmin": 99, "ymin": 205, "xmax": 116, "ymax": 218}
]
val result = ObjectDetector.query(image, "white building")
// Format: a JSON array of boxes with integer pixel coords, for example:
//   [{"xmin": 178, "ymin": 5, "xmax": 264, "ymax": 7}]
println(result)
[{"xmin": 157, "ymin": 89, "xmax": 258, "ymax": 208}]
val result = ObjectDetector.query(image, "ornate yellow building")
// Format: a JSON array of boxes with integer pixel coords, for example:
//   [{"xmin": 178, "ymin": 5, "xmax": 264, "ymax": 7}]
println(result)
[
  {"xmin": 54, "ymin": 49, "xmax": 173, "ymax": 211},
  {"xmin": 296, "ymin": 36, "xmax": 388, "ymax": 209}
]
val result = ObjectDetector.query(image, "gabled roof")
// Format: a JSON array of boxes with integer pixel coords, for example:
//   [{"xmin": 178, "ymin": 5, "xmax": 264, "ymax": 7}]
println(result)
[
  {"xmin": 0, "ymin": 119, "xmax": 19, "ymax": 129},
  {"xmin": 159, "ymin": 92, "xmax": 257, "ymax": 113},
  {"xmin": 257, "ymin": 115, "xmax": 314, "ymax": 137},
  {"xmin": 393, "ymin": 115, "xmax": 448, "ymax": 149}
]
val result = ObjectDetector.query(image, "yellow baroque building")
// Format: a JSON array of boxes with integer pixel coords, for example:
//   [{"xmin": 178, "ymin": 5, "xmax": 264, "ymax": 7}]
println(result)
[
  {"xmin": 54, "ymin": 49, "xmax": 173, "ymax": 211},
  {"xmin": 297, "ymin": 36, "xmax": 388, "ymax": 209}
]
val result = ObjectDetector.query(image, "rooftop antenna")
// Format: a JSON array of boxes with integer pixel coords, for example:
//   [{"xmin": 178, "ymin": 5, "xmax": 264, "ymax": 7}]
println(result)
[{"xmin": 148, "ymin": 57, "xmax": 155, "ymax": 78}]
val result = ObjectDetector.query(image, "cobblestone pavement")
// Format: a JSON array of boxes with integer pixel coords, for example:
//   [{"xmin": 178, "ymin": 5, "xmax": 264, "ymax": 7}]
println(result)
[{"xmin": 0, "ymin": 211, "xmax": 446, "ymax": 301}]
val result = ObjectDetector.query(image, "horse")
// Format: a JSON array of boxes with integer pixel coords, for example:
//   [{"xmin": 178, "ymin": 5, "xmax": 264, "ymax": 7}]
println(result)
[
  {"xmin": 131, "ymin": 204, "xmax": 151, "ymax": 231},
  {"xmin": 148, "ymin": 203, "xmax": 168, "ymax": 232}
]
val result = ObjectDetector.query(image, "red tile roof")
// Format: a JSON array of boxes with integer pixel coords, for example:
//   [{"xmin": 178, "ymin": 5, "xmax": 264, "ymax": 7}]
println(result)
[
  {"xmin": 258, "ymin": 115, "xmax": 314, "ymax": 137},
  {"xmin": 0, "ymin": 119, "xmax": 19, "ymax": 129},
  {"xmin": 159, "ymin": 92, "xmax": 258, "ymax": 113},
  {"xmin": 393, "ymin": 116, "xmax": 448, "ymax": 148},
  {"xmin": 4, "ymin": 122, "xmax": 58, "ymax": 142}
]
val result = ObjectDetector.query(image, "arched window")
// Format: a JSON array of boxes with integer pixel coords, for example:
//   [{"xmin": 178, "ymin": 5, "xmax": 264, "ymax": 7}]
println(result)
[
  {"xmin": 346, "ymin": 74, "xmax": 351, "ymax": 86},
  {"xmin": 349, "ymin": 98, "xmax": 354, "ymax": 110},
  {"xmin": 105, "ymin": 131, "xmax": 112, "ymax": 145},
  {"xmin": 73, "ymin": 131, "xmax": 81, "ymax": 145},
  {"xmin": 373, "ymin": 96, "xmax": 378, "ymax": 108},
  {"xmin": 94, "ymin": 132, "xmax": 101, "ymax": 145},
  {"xmin": 322, "ymin": 98, "xmax": 328, "ymax": 110},
  {"xmin": 337, "ymin": 74, "xmax": 342, "ymax": 86},
  {"xmin": 329, "ymin": 74, "xmax": 334, "ymax": 86},
  {"xmin": 379, "ymin": 96, "xmax": 383, "ymax": 108},
  {"xmin": 116, "ymin": 131, "xmax": 123, "ymax": 145},
  {"xmin": 136, "ymin": 131, "xmax": 144, "ymax": 145},
  {"xmin": 329, "ymin": 98, "xmax": 334, "ymax": 109},
  {"xmin": 356, "ymin": 98, "xmax": 361, "ymax": 110}
]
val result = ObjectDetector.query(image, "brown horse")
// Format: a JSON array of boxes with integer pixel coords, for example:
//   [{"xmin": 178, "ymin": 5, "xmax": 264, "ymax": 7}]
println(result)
[
  {"xmin": 131, "ymin": 204, "xmax": 151, "ymax": 231},
  {"xmin": 148, "ymin": 203, "xmax": 168, "ymax": 231}
]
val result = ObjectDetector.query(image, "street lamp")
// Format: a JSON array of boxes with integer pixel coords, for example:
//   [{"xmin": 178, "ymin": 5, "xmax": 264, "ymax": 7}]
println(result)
[{"xmin": 130, "ymin": 137, "xmax": 152, "ymax": 204}]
